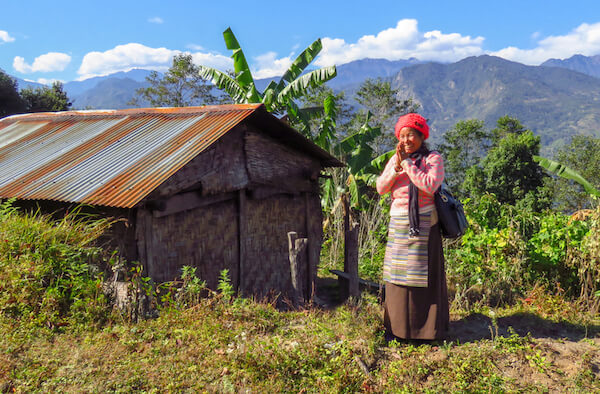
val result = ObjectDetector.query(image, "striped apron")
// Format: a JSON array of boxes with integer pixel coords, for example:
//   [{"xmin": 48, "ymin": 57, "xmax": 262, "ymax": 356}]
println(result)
[{"xmin": 382, "ymin": 212, "xmax": 432, "ymax": 287}]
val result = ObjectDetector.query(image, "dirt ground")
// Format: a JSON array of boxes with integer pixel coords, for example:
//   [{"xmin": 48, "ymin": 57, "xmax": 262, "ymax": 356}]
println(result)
[{"xmin": 315, "ymin": 276, "xmax": 600, "ymax": 389}]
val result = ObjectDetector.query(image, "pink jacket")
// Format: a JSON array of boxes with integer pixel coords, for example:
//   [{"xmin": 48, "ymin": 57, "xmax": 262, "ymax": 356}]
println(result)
[{"xmin": 376, "ymin": 151, "xmax": 445, "ymax": 216}]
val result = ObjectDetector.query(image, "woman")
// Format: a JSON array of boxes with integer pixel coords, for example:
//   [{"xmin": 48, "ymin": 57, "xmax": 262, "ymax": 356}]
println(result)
[{"xmin": 376, "ymin": 113, "xmax": 449, "ymax": 341}]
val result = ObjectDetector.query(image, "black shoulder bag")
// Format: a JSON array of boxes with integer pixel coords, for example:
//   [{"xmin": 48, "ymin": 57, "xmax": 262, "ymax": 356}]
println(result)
[{"xmin": 434, "ymin": 183, "xmax": 468, "ymax": 239}]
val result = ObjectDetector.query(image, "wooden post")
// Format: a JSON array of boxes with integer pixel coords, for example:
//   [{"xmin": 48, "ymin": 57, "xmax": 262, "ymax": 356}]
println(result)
[
  {"xmin": 304, "ymin": 192, "xmax": 318, "ymax": 302},
  {"xmin": 288, "ymin": 231, "xmax": 308, "ymax": 305},
  {"xmin": 237, "ymin": 189, "xmax": 247, "ymax": 295},
  {"xmin": 342, "ymin": 194, "xmax": 359, "ymax": 300}
]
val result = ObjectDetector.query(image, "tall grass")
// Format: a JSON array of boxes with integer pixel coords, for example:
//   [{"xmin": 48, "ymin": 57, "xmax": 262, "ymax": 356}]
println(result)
[{"xmin": 0, "ymin": 199, "xmax": 114, "ymax": 329}]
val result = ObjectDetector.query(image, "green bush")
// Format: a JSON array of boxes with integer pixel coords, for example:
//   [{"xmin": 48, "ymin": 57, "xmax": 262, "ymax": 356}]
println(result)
[
  {"xmin": 445, "ymin": 194, "xmax": 590, "ymax": 307},
  {"xmin": 0, "ymin": 200, "xmax": 113, "ymax": 329}
]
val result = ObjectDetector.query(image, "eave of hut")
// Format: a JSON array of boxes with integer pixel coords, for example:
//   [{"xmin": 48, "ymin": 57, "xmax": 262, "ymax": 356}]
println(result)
[{"xmin": 0, "ymin": 104, "xmax": 343, "ymax": 208}]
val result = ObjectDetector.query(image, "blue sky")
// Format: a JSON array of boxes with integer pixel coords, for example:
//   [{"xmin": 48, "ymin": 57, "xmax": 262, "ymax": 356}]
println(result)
[{"xmin": 2, "ymin": 0, "xmax": 600, "ymax": 84}]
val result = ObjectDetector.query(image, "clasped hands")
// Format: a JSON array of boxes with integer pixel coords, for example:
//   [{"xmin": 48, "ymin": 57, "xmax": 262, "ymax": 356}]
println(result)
[{"xmin": 394, "ymin": 142, "xmax": 409, "ymax": 172}]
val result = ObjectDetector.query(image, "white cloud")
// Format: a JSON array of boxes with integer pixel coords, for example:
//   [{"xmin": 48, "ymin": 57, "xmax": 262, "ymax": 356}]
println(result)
[
  {"xmin": 13, "ymin": 52, "xmax": 71, "ymax": 73},
  {"xmin": 37, "ymin": 78, "xmax": 64, "ymax": 85},
  {"xmin": 0, "ymin": 30, "xmax": 15, "ymax": 43},
  {"xmin": 491, "ymin": 22, "xmax": 600, "ymax": 65},
  {"xmin": 252, "ymin": 52, "xmax": 293, "ymax": 79},
  {"xmin": 77, "ymin": 43, "xmax": 233, "ymax": 80},
  {"xmin": 78, "ymin": 43, "xmax": 177, "ymax": 79},
  {"xmin": 314, "ymin": 19, "xmax": 485, "ymax": 67},
  {"xmin": 190, "ymin": 52, "xmax": 232, "ymax": 70},
  {"xmin": 148, "ymin": 17, "xmax": 164, "ymax": 24}
]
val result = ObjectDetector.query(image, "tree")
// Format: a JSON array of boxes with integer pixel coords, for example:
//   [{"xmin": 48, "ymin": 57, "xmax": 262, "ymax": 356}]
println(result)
[
  {"xmin": 20, "ymin": 81, "xmax": 71, "ymax": 113},
  {"xmin": 463, "ymin": 117, "xmax": 551, "ymax": 212},
  {"xmin": 0, "ymin": 70, "xmax": 25, "ymax": 117},
  {"xmin": 198, "ymin": 27, "xmax": 337, "ymax": 132},
  {"xmin": 131, "ymin": 54, "xmax": 220, "ymax": 107},
  {"xmin": 436, "ymin": 119, "xmax": 491, "ymax": 197},
  {"xmin": 353, "ymin": 78, "xmax": 419, "ymax": 154},
  {"xmin": 491, "ymin": 115, "xmax": 527, "ymax": 145}
]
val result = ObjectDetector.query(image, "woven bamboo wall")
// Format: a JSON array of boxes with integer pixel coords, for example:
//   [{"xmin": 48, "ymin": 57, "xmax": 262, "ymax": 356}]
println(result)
[
  {"xmin": 244, "ymin": 128, "xmax": 320, "ymax": 191},
  {"xmin": 242, "ymin": 193, "xmax": 307, "ymax": 300},
  {"xmin": 142, "ymin": 199, "xmax": 239, "ymax": 289},
  {"xmin": 149, "ymin": 127, "xmax": 249, "ymax": 199}
]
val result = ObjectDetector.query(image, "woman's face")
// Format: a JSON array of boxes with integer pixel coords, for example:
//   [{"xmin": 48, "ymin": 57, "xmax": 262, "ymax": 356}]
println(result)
[{"xmin": 398, "ymin": 127, "xmax": 424, "ymax": 154}]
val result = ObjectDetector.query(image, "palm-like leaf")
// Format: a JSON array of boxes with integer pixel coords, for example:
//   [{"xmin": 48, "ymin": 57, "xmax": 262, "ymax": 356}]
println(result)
[
  {"xmin": 198, "ymin": 66, "xmax": 247, "ymax": 103},
  {"xmin": 275, "ymin": 39, "xmax": 323, "ymax": 93},
  {"xmin": 276, "ymin": 66, "xmax": 337, "ymax": 104},
  {"xmin": 222, "ymin": 28, "xmax": 261, "ymax": 103},
  {"xmin": 534, "ymin": 155, "xmax": 600, "ymax": 197}
]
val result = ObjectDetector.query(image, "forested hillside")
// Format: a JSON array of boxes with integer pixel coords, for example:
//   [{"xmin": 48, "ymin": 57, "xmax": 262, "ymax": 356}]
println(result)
[{"xmin": 392, "ymin": 55, "xmax": 600, "ymax": 150}]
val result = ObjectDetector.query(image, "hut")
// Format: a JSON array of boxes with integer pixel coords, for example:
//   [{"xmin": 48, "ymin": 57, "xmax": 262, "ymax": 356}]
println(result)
[{"xmin": 0, "ymin": 104, "xmax": 343, "ymax": 301}]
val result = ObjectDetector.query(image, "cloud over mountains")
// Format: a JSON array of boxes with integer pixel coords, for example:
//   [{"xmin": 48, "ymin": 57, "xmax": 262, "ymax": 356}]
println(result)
[{"xmin": 9, "ymin": 18, "xmax": 600, "ymax": 82}]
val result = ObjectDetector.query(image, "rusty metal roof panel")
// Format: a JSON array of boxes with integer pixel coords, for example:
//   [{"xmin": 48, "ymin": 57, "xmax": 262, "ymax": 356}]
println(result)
[{"xmin": 0, "ymin": 105, "xmax": 259, "ymax": 208}]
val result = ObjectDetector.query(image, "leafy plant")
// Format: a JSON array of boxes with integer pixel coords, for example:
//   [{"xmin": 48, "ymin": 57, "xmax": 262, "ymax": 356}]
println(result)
[
  {"xmin": 0, "ymin": 201, "xmax": 113, "ymax": 329},
  {"xmin": 198, "ymin": 27, "xmax": 336, "ymax": 128},
  {"xmin": 217, "ymin": 269, "xmax": 235, "ymax": 301},
  {"xmin": 533, "ymin": 155, "xmax": 600, "ymax": 198}
]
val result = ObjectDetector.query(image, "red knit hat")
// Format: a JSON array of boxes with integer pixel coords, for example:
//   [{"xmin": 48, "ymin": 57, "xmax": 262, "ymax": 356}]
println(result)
[{"xmin": 394, "ymin": 113, "xmax": 429, "ymax": 140}]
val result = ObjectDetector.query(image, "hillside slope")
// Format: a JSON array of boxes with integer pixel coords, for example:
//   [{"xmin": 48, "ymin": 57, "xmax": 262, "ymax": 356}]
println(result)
[{"xmin": 392, "ymin": 55, "xmax": 600, "ymax": 149}]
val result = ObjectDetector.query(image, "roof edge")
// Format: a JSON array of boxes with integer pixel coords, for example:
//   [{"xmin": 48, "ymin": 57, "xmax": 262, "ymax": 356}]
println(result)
[{"xmin": 1, "ymin": 104, "xmax": 264, "ymax": 122}]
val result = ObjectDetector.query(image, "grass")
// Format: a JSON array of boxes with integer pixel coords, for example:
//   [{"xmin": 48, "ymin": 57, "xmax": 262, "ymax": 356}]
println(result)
[
  {"xmin": 0, "ymin": 201, "xmax": 599, "ymax": 392},
  {"xmin": 1, "ymin": 293, "xmax": 599, "ymax": 392}
]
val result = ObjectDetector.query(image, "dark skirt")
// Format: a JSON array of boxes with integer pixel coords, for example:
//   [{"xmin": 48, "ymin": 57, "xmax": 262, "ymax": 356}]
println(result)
[{"xmin": 384, "ymin": 223, "xmax": 449, "ymax": 340}]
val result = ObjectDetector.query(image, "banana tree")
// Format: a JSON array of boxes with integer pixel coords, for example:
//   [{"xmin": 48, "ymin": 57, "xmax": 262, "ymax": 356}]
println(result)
[
  {"xmin": 198, "ymin": 27, "xmax": 337, "ymax": 133},
  {"xmin": 321, "ymin": 111, "xmax": 395, "ymax": 212},
  {"xmin": 533, "ymin": 155, "xmax": 600, "ymax": 198}
]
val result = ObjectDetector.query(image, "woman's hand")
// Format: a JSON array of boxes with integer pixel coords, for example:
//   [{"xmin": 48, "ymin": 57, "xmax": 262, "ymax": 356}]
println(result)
[{"xmin": 395, "ymin": 142, "xmax": 409, "ymax": 171}]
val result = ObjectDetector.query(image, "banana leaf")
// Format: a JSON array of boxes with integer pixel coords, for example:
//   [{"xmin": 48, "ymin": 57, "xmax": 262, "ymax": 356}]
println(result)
[
  {"xmin": 222, "ymin": 28, "xmax": 261, "ymax": 103},
  {"xmin": 534, "ymin": 155, "xmax": 600, "ymax": 197},
  {"xmin": 261, "ymin": 80, "xmax": 279, "ymax": 110},
  {"xmin": 276, "ymin": 66, "xmax": 337, "ymax": 104},
  {"xmin": 198, "ymin": 66, "xmax": 246, "ymax": 103},
  {"xmin": 275, "ymin": 39, "xmax": 323, "ymax": 93}
]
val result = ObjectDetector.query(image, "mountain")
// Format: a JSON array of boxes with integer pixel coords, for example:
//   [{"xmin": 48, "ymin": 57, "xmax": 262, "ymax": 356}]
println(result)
[
  {"xmin": 14, "ymin": 77, "xmax": 45, "ymax": 90},
  {"xmin": 8, "ymin": 56, "xmax": 600, "ymax": 152},
  {"xmin": 254, "ymin": 58, "xmax": 423, "ymax": 100},
  {"xmin": 328, "ymin": 58, "xmax": 423, "ymax": 90},
  {"xmin": 391, "ymin": 55, "xmax": 600, "ymax": 151},
  {"xmin": 64, "ymin": 69, "xmax": 155, "ymax": 99},
  {"xmin": 542, "ymin": 54, "xmax": 600, "ymax": 79},
  {"xmin": 71, "ymin": 77, "xmax": 148, "ymax": 109}
]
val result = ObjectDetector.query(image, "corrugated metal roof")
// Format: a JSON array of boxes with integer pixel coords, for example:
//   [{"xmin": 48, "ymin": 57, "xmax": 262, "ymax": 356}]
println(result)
[{"xmin": 0, "ymin": 104, "xmax": 267, "ymax": 208}]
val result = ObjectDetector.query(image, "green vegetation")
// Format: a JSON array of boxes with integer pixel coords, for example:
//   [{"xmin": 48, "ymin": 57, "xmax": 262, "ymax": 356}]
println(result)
[
  {"xmin": 130, "ymin": 53, "xmax": 220, "ymax": 107},
  {"xmin": 0, "ymin": 196, "xmax": 598, "ymax": 391},
  {"xmin": 198, "ymin": 27, "xmax": 336, "ymax": 130},
  {"xmin": 0, "ymin": 69, "xmax": 71, "ymax": 116}
]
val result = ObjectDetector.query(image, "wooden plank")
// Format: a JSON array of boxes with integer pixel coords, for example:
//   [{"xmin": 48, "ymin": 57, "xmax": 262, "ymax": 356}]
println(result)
[
  {"xmin": 304, "ymin": 192, "xmax": 316, "ymax": 300},
  {"xmin": 237, "ymin": 188, "xmax": 247, "ymax": 295},
  {"xmin": 288, "ymin": 231, "xmax": 308, "ymax": 305},
  {"xmin": 249, "ymin": 184, "xmax": 312, "ymax": 200},
  {"xmin": 151, "ymin": 191, "xmax": 236, "ymax": 218},
  {"xmin": 330, "ymin": 269, "xmax": 384, "ymax": 293},
  {"xmin": 134, "ymin": 208, "xmax": 147, "ymax": 273},
  {"xmin": 143, "ymin": 209, "xmax": 154, "ymax": 277},
  {"xmin": 342, "ymin": 194, "xmax": 360, "ymax": 299}
]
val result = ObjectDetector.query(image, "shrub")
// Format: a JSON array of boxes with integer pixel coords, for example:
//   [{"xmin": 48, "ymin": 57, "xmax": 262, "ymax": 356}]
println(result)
[{"xmin": 0, "ymin": 200, "xmax": 114, "ymax": 329}]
